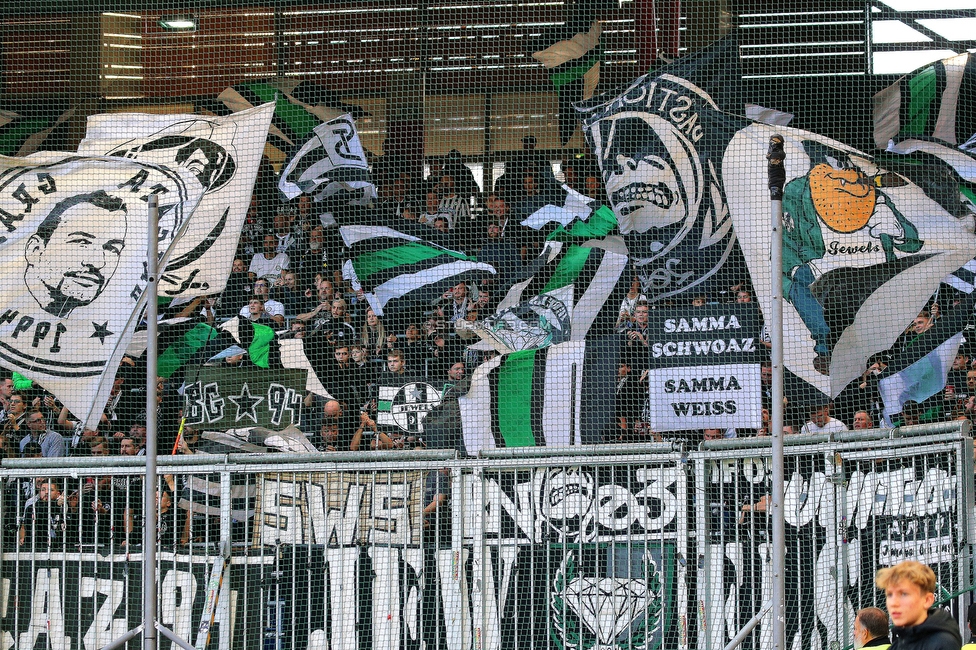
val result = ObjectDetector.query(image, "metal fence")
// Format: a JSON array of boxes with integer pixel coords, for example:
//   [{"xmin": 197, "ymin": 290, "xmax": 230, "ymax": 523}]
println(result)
[{"xmin": 1, "ymin": 425, "xmax": 972, "ymax": 650}]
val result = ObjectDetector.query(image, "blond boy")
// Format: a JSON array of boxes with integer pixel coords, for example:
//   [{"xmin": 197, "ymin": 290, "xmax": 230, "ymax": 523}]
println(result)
[{"xmin": 876, "ymin": 561, "xmax": 961, "ymax": 650}]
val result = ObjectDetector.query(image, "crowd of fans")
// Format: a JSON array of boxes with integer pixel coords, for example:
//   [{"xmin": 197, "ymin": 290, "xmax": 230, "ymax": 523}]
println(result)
[{"xmin": 2, "ymin": 141, "xmax": 973, "ymax": 550}]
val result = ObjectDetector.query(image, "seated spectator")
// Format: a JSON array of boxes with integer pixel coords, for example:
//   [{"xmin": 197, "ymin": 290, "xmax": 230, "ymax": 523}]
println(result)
[
  {"xmin": 19, "ymin": 410, "xmax": 65, "ymax": 457},
  {"xmin": 249, "ymin": 234, "xmax": 290, "ymax": 282},
  {"xmin": 238, "ymin": 278, "xmax": 285, "ymax": 323},
  {"xmin": 800, "ymin": 402, "xmax": 849, "ymax": 435},
  {"xmin": 319, "ymin": 400, "xmax": 378, "ymax": 452}
]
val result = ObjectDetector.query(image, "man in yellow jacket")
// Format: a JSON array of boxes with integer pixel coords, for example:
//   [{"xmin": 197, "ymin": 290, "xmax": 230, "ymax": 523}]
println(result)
[{"xmin": 856, "ymin": 607, "xmax": 891, "ymax": 650}]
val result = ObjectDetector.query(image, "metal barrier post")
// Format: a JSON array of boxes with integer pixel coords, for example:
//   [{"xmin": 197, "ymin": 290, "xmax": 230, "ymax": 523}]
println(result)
[
  {"xmin": 219, "ymin": 470, "xmax": 232, "ymax": 650},
  {"xmin": 144, "ymin": 194, "xmax": 160, "ymax": 650}
]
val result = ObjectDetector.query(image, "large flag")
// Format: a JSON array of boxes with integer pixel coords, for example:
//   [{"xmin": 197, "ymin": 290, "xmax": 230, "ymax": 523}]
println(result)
[
  {"xmin": 279, "ymin": 114, "xmax": 376, "ymax": 205},
  {"xmin": 575, "ymin": 35, "xmax": 743, "ymax": 302},
  {"xmin": 873, "ymin": 52, "xmax": 976, "ymax": 151},
  {"xmin": 531, "ymin": 18, "xmax": 603, "ymax": 145},
  {"xmin": 475, "ymin": 240, "xmax": 628, "ymax": 353},
  {"xmin": 216, "ymin": 78, "xmax": 369, "ymax": 160},
  {"xmin": 339, "ymin": 224, "xmax": 496, "ymax": 318},
  {"xmin": 0, "ymin": 153, "xmax": 204, "ymax": 428},
  {"xmin": 0, "ymin": 106, "xmax": 74, "ymax": 157},
  {"xmin": 219, "ymin": 316, "xmax": 280, "ymax": 369},
  {"xmin": 729, "ymin": 125, "xmax": 976, "ymax": 396},
  {"xmin": 459, "ymin": 337, "xmax": 618, "ymax": 454},
  {"xmin": 78, "ymin": 102, "xmax": 275, "ymax": 298}
]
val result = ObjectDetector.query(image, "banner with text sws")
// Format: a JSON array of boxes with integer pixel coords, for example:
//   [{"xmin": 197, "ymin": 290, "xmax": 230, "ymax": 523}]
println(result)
[{"xmin": 646, "ymin": 303, "xmax": 762, "ymax": 431}]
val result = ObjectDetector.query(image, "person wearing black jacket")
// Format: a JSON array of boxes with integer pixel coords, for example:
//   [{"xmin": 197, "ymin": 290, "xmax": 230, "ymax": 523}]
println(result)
[{"xmin": 877, "ymin": 561, "xmax": 962, "ymax": 650}]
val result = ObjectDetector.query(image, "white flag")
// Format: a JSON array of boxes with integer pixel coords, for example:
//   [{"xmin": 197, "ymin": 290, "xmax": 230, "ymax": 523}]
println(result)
[
  {"xmin": 279, "ymin": 114, "xmax": 376, "ymax": 204},
  {"xmin": 78, "ymin": 102, "xmax": 275, "ymax": 298},
  {"xmin": 0, "ymin": 153, "xmax": 204, "ymax": 428}
]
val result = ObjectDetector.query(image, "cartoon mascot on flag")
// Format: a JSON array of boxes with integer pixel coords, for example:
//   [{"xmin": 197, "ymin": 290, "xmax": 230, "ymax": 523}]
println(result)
[{"xmin": 783, "ymin": 141, "xmax": 922, "ymax": 373}]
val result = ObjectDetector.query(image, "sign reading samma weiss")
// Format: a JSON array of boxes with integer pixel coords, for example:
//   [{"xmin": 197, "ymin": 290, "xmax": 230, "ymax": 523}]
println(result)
[{"xmin": 646, "ymin": 304, "xmax": 762, "ymax": 431}]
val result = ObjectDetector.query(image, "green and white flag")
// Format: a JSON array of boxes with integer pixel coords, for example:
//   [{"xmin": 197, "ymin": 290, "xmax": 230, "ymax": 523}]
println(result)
[
  {"xmin": 340, "ymin": 224, "xmax": 496, "ymax": 317},
  {"xmin": 459, "ymin": 337, "xmax": 617, "ymax": 454}
]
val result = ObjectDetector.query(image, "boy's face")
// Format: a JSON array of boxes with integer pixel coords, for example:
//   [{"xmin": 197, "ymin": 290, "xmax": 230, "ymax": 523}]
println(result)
[{"xmin": 885, "ymin": 579, "xmax": 934, "ymax": 628}]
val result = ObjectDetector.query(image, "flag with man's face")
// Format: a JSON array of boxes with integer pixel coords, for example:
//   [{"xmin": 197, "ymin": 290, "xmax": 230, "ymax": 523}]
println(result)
[
  {"xmin": 78, "ymin": 102, "xmax": 274, "ymax": 299},
  {"xmin": 0, "ymin": 153, "xmax": 204, "ymax": 428}
]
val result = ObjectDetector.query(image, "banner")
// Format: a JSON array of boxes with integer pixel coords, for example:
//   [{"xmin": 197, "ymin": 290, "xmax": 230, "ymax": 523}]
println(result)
[
  {"xmin": 0, "ymin": 153, "xmax": 203, "ymax": 429},
  {"xmin": 646, "ymin": 303, "xmax": 762, "ymax": 430},
  {"xmin": 182, "ymin": 366, "xmax": 305, "ymax": 431},
  {"xmin": 78, "ymin": 102, "xmax": 274, "ymax": 298}
]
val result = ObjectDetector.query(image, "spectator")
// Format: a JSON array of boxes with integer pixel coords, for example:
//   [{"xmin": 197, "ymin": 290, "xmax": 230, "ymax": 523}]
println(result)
[
  {"xmin": 854, "ymin": 607, "xmax": 891, "ymax": 649},
  {"xmin": 272, "ymin": 271, "xmax": 310, "ymax": 318},
  {"xmin": 241, "ymin": 298, "xmax": 277, "ymax": 327},
  {"xmin": 360, "ymin": 308, "xmax": 387, "ymax": 356},
  {"xmin": 853, "ymin": 410, "xmax": 875, "ymax": 430},
  {"xmin": 800, "ymin": 402, "xmax": 848, "ymax": 435},
  {"xmin": 18, "ymin": 479, "xmax": 64, "ymax": 548},
  {"xmin": 321, "ymin": 299, "xmax": 357, "ymax": 345},
  {"xmin": 0, "ymin": 376, "xmax": 13, "ymax": 421},
  {"xmin": 216, "ymin": 258, "xmax": 253, "ymax": 319},
  {"xmin": 238, "ymin": 279, "xmax": 285, "ymax": 324},
  {"xmin": 19, "ymin": 410, "xmax": 66, "ymax": 457},
  {"xmin": 296, "ymin": 280, "xmax": 336, "ymax": 328},
  {"xmin": 249, "ymin": 234, "xmax": 290, "ymax": 282},
  {"xmin": 442, "ymin": 282, "xmax": 470, "ymax": 324},
  {"xmin": 319, "ymin": 400, "xmax": 377, "ymax": 452},
  {"xmin": 876, "ymin": 560, "xmax": 961, "ymax": 650},
  {"xmin": 617, "ymin": 276, "xmax": 647, "ymax": 329},
  {"xmin": 1, "ymin": 392, "xmax": 28, "ymax": 439}
]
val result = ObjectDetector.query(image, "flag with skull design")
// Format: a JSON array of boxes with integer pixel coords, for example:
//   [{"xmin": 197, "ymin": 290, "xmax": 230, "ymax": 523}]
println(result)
[{"xmin": 578, "ymin": 36, "xmax": 976, "ymax": 398}]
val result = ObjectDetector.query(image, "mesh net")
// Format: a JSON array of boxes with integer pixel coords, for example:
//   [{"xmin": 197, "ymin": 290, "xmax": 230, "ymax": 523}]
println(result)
[{"xmin": 1, "ymin": 1, "xmax": 976, "ymax": 649}]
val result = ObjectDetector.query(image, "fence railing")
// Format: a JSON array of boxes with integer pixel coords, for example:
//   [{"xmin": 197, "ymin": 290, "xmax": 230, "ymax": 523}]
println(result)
[{"xmin": 1, "ymin": 424, "xmax": 972, "ymax": 650}]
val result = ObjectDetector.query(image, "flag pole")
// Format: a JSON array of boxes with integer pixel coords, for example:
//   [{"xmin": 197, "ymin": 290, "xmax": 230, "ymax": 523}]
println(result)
[
  {"xmin": 143, "ymin": 194, "xmax": 160, "ymax": 650},
  {"xmin": 766, "ymin": 134, "xmax": 787, "ymax": 650}
]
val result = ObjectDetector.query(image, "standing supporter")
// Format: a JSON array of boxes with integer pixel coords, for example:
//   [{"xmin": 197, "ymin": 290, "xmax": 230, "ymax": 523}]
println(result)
[
  {"xmin": 360, "ymin": 308, "xmax": 387, "ymax": 356},
  {"xmin": 238, "ymin": 279, "xmax": 285, "ymax": 325},
  {"xmin": 249, "ymin": 234, "xmax": 290, "ymax": 282},
  {"xmin": 853, "ymin": 410, "xmax": 875, "ymax": 430},
  {"xmin": 800, "ymin": 402, "xmax": 848, "ymax": 435},
  {"xmin": 19, "ymin": 410, "xmax": 65, "ymax": 457}
]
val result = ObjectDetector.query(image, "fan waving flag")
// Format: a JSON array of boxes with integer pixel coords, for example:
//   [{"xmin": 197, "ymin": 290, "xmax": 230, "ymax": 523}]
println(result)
[
  {"xmin": 531, "ymin": 19, "xmax": 603, "ymax": 145},
  {"xmin": 279, "ymin": 114, "xmax": 376, "ymax": 205},
  {"xmin": 78, "ymin": 102, "xmax": 275, "ymax": 298},
  {"xmin": 0, "ymin": 152, "xmax": 204, "ymax": 429},
  {"xmin": 340, "ymin": 224, "xmax": 496, "ymax": 318}
]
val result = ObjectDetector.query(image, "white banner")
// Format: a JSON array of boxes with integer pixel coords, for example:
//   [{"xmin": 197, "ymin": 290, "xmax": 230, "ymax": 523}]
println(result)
[
  {"xmin": 647, "ymin": 363, "xmax": 761, "ymax": 431},
  {"xmin": 0, "ymin": 153, "xmax": 203, "ymax": 428},
  {"xmin": 78, "ymin": 103, "xmax": 274, "ymax": 298}
]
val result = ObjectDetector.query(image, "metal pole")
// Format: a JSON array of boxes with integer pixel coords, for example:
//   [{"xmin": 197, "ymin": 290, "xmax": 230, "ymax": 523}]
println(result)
[
  {"xmin": 767, "ymin": 134, "xmax": 787, "ymax": 650},
  {"xmin": 144, "ymin": 194, "xmax": 160, "ymax": 650}
]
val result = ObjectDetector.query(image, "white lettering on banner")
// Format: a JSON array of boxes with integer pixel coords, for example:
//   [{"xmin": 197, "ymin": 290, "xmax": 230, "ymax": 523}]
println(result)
[
  {"xmin": 458, "ymin": 467, "xmax": 682, "ymax": 543},
  {"xmin": 19, "ymin": 568, "xmax": 70, "ymax": 650},
  {"xmin": 80, "ymin": 578, "xmax": 126, "ymax": 650},
  {"xmin": 159, "ymin": 570, "xmax": 197, "ymax": 646},
  {"xmin": 663, "ymin": 315, "xmax": 741, "ymax": 333},
  {"xmin": 256, "ymin": 472, "xmax": 424, "ymax": 547},
  {"xmin": 651, "ymin": 338, "xmax": 755, "ymax": 357},
  {"xmin": 707, "ymin": 461, "xmax": 957, "ymax": 531}
]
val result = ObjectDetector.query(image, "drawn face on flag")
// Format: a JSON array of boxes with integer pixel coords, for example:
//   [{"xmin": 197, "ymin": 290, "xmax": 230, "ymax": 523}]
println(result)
[
  {"xmin": 107, "ymin": 119, "xmax": 237, "ymax": 194},
  {"xmin": 598, "ymin": 111, "xmax": 702, "ymax": 235},
  {"xmin": 24, "ymin": 191, "xmax": 127, "ymax": 318}
]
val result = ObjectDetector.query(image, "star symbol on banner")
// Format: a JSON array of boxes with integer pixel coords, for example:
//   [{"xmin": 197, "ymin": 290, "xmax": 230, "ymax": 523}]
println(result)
[
  {"xmin": 228, "ymin": 383, "xmax": 263, "ymax": 423},
  {"xmin": 90, "ymin": 322, "xmax": 114, "ymax": 344},
  {"xmin": 410, "ymin": 384, "xmax": 423, "ymax": 402}
]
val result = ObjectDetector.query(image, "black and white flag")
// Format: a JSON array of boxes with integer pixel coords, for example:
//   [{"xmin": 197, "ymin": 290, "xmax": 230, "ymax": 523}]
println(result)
[
  {"xmin": 0, "ymin": 153, "xmax": 204, "ymax": 428},
  {"xmin": 279, "ymin": 114, "xmax": 376, "ymax": 205},
  {"xmin": 78, "ymin": 103, "xmax": 274, "ymax": 297}
]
